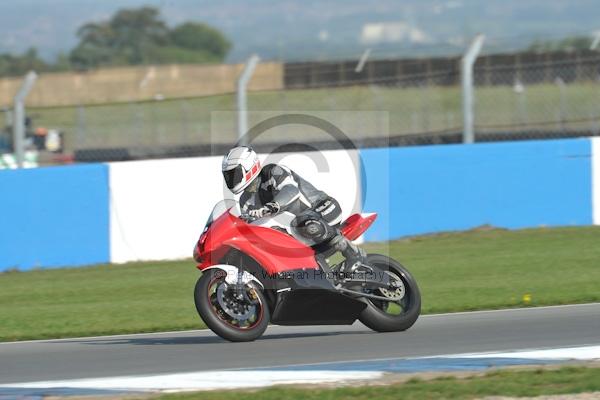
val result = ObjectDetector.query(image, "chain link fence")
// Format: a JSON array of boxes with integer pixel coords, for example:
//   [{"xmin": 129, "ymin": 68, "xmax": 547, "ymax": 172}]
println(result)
[
  {"xmin": 3, "ymin": 50, "xmax": 600, "ymax": 163},
  {"xmin": 474, "ymin": 55, "xmax": 600, "ymax": 140}
]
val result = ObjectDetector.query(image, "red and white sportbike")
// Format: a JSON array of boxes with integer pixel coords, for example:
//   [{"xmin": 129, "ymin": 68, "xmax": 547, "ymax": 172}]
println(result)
[{"xmin": 193, "ymin": 200, "xmax": 421, "ymax": 342}]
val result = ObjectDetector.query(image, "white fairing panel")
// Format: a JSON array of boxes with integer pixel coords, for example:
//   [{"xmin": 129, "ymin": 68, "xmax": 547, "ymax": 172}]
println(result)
[{"xmin": 202, "ymin": 264, "xmax": 264, "ymax": 288}]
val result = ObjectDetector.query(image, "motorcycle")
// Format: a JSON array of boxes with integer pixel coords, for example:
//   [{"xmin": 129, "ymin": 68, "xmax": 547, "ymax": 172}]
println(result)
[{"xmin": 193, "ymin": 199, "xmax": 421, "ymax": 342}]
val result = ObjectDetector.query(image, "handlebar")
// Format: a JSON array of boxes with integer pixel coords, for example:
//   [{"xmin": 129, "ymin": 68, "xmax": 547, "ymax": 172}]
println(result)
[
  {"xmin": 240, "ymin": 214, "xmax": 257, "ymax": 223},
  {"xmin": 240, "ymin": 210, "xmax": 277, "ymax": 223}
]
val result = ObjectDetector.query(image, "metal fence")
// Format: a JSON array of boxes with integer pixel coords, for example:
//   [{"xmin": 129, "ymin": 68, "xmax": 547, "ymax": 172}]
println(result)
[
  {"xmin": 473, "ymin": 56, "xmax": 600, "ymax": 140},
  {"xmin": 2, "ymin": 50, "xmax": 600, "ymax": 163}
]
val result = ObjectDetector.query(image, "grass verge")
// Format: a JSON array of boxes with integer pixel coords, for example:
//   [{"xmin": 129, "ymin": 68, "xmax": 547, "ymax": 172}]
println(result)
[
  {"xmin": 1, "ymin": 226, "xmax": 600, "ymax": 341},
  {"xmin": 154, "ymin": 366, "xmax": 600, "ymax": 400}
]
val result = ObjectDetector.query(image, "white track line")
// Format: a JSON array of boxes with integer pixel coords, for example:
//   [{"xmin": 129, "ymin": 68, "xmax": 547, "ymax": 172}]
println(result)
[
  {"xmin": 457, "ymin": 345, "xmax": 600, "ymax": 360},
  {"xmin": 0, "ymin": 371, "xmax": 382, "ymax": 392},
  {"xmin": 237, "ymin": 343, "xmax": 600, "ymax": 372},
  {"xmin": 1, "ymin": 302, "xmax": 598, "ymax": 345},
  {"xmin": 2, "ymin": 345, "xmax": 599, "ymax": 393}
]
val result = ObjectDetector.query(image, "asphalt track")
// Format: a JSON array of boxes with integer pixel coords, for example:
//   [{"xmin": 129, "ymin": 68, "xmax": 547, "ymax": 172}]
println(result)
[{"xmin": 1, "ymin": 303, "xmax": 599, "ymax": 385}]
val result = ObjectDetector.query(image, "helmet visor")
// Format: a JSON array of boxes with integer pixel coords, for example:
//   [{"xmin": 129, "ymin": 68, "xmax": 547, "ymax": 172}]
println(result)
[{"xmin": 223, "ymin": 165, "xmax": 244, "ymax": 190}]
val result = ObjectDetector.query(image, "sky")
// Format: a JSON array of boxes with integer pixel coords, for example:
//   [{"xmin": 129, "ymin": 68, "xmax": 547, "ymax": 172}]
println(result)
[{"xmin": 1, "ymin": 0, "xmax": 599, "ymax": 63}]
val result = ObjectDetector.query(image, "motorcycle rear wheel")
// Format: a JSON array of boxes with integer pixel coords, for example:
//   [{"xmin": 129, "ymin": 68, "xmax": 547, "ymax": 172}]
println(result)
[
  {"xmin": 358, "ymin": 254, "xmax": 421, "ymax": 332},
  {"xmin": 194, "ymin": 269, "xmax": 270, "ymax": 342}
]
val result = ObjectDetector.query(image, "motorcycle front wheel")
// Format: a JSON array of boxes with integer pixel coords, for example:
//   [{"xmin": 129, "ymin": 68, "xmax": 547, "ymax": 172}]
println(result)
[
  {"xmin": 358, "ymin": 254, "xmax": 421, "ymax": 332},
  {"xmin": 194, "ymin": 269, "xmax": 270, "ymax": 342}
]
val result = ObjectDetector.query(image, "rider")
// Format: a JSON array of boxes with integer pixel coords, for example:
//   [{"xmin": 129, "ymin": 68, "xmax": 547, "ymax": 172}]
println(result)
[{"xmin": 221, "ymin": 146, "xmax": 365, "ymax": 265}]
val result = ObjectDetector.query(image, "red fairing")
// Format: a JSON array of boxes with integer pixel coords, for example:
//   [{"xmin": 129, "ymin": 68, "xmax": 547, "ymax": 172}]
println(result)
[
  {"xmin": 196, "ymin": 211, "xmax": 319, "ymax": 274},
  {"xmin": 340, "ymin": 213, "xmax": 377, "ymax": 241}
]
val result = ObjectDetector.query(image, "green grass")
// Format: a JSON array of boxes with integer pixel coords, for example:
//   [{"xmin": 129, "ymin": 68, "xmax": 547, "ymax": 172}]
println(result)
[
  {"xmin": 367, "ymin": 226, "xmax": 600, "ymax": 313},
  {"xmin": 0, "ymin": 260, "xmax": 202, "ymax": 342},
  {"xmin": 154, "ymin": 366, "xmax": 600, "ymax": 400},
  {"xmin": 1, "ymin": 226, "xmax": 600, "ymax": 341},
  {"xmin": 14, "ymin": 81, "xmax": 600, "ymax": 152}
]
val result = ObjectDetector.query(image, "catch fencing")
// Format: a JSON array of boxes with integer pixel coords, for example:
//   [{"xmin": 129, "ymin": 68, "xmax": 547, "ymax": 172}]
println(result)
[{"xmin": 1, "ymin": 50, "xmax": 600, "ymax": 162}]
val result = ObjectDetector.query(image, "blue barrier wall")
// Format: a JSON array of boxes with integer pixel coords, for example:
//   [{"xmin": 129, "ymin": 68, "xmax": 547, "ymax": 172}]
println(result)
[
  {"xmin": 0, "ymin": 138, "xmax": 594, "ymax": 270},
  {"xmin": 0, "ymin": 164, "xmax": 110, "ymax": 270},
  {"xmin": 361, "ymin": 139, "xmax": 593, "ymax": 241}
]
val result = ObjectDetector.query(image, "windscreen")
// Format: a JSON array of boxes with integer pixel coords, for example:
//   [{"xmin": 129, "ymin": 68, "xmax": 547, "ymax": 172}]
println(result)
[{"xmin": 204, "ymin": 199, "xmax": 240, "ymax": 228}]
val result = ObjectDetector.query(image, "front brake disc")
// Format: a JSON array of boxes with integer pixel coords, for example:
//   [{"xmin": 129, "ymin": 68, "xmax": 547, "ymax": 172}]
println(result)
[{"xmin": 216, "ymin": 283, "xmax": 255, "ymax": 321}]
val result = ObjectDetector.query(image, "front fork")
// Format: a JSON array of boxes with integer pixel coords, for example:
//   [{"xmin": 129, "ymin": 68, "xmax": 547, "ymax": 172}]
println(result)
[{"xmin": 230, "ymin": 254, "xmax": 260, "ymax": 305}]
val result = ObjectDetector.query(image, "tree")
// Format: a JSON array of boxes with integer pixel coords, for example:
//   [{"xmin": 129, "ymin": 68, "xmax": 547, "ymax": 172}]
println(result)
[
  {"xmin": 69, "ymin": 7, "xmax": 231, "ymax": 69},
  {"xmin": 528, "ymin": 36, "xmax": 593, "ymax": 52},
  {"xmin": 70, "ymin": 7, "xmax": 169, "ymax": 68},
  {"xmin": 50, "ymin": 53, "xmax": 72, "ymax": 73},
  {"xmin": 70, "ymin": 23, "xmax": 117, "ymax": 69},
  {"xmin": 170, "ymin": 22, "xmax": 232, "ymax": 60},
  {"xmin": 0, "ymin": 48, "xmax": 48, "ymax": 77},
  {"xmin": 109, "ymin": 7, "xmax": 170, "ymax": 63},
  {"xmin": 145, "ymin": 46, "xmax": 222, "ymax": 64}
]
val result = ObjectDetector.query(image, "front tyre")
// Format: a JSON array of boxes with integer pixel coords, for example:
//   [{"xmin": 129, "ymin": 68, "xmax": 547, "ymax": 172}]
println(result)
[
  {"xmin": 358, "ymin": 254, "xmax": 421, "ymax": 332},
  {"xmin": 194, "ymin": 269, "xmax": 269, "ymax": 342}
]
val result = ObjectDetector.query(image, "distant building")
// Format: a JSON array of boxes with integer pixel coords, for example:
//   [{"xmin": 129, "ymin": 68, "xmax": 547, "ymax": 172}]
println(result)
[{"xmin": 360, "ymin": 22, "xmax": 429, "ymax": 45}]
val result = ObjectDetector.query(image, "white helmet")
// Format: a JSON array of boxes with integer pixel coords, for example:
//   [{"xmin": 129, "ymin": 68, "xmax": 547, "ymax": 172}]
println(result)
[{"xmin": 222, "ymin": 146, "xmax": 262, "ymax": 194}]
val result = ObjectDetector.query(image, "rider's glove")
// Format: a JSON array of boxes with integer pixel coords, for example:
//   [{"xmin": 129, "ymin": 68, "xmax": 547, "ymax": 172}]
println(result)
[{"xmin": 248, "ymin": 202, "xmax": 280, "ymax": 219}]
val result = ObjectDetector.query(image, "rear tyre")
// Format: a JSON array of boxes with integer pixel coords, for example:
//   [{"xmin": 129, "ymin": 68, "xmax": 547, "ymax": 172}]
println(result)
[
  {"xmin": 358, "ymin": 254, "xmax": 421, "ymax": 332},
  {"xmin": 194, "ymin": 269, "xmax": 269, "ymax": 342}
]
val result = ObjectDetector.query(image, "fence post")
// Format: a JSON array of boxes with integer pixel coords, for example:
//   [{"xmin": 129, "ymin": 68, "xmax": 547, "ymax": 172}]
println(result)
[
  {"xmin": 355, "ymin": 48, "xmax": 371, "ymax": 73},
  {"xmin": 237, "ymin": 54, "xmax": 260, "ymax": 145},
  {"xmin": 12, "ymin": 71, "xmax": 38, "ymax": 168},
  {"xmin": 461, "ymin": 34, "xmax": 485, "ymax": 144},
  {"xmin": 590, "ymin": 31, "xmax": 600, "ymax": 50}
]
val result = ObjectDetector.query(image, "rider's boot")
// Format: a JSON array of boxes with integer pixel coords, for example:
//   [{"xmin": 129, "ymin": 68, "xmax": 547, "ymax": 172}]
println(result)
[{"xmin": 330, "ymin": 234, "xmax": 366, "ymax": 269}]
